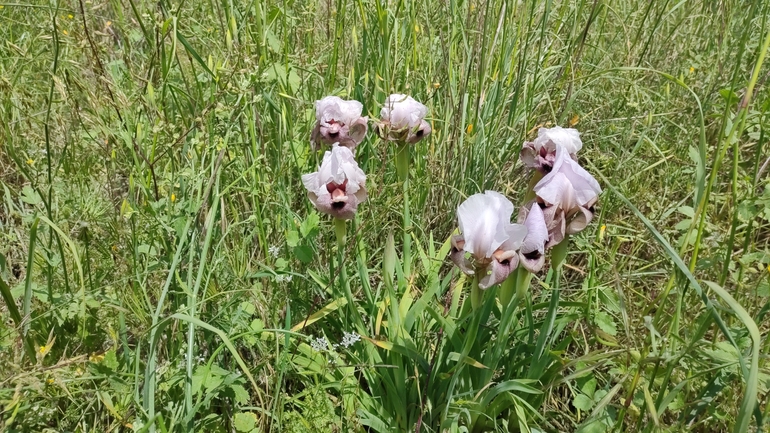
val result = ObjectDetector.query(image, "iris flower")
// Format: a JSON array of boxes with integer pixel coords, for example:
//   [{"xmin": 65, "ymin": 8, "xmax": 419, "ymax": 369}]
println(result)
[
  {"xmin": 302, "ymin": 144, "xmax": 367, "ymax": 220},
  {"xmin": 449, "ymin": 191, "xmax": 527, "ymax": 289},
  {"xmin": 525, "ymin": 146, "xmax": 601, "ymax": 246},
  {"xmin": 520, "ymin": 126, "xmax": 582, "ymax": 173},
  {"xmin": 310, "ymin": 96, "xmax": 369, "ymax": 150},
  {"xmin": 377, "ymin": 94, "xmax": 431, "ymax": 143}
]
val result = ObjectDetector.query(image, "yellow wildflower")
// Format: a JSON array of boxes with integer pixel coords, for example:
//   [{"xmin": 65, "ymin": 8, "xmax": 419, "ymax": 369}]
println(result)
[
  {"xmin": 63, "ymin": 30, "xmax": 68, "ymax": 35},
  {"xmin": 68, "ymin": 14, "xmax": 73, "ymax": 19},
  {"xmin": 599, "ymin": 224, "xmax": 606, "ymax": 242},
  {"xmin": 432, "ymin": 82, "xmax": 440, "ymax": 89},
  {"xmin": 170, "ymin": 193, "xmax": 176, "ymax": 203},
  {"xmin": 26, "ymin": 159, "xmax": 34, "ymax": 166},
  {"xmin": 689, "ymin": 67, "xmax": 694, "ymax": 73},
  {"xmin": 466, "ymin": 124, "xmax": 473, "ymax": 134}
]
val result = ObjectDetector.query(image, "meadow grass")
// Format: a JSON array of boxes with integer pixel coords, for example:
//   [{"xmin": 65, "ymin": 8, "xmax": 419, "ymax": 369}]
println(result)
[{"xmin": 1, "ymin": 0, "xmax": 769, "ymax": 431}]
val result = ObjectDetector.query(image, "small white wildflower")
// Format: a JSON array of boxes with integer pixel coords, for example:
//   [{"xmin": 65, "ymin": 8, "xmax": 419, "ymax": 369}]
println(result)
[
  {"xmin": 268, "ymin": 245, "xmax": 280, "ymax": 257},
  {"xmin": 311, "ymin": 337, "xmax": 330, "ymax": 352},
  {"xmin": 340, "ymin": 331, "xmax": 360, "ymax": 348},
  {"xmin": 275, "ymin": 274, "xmax": 293, "ymax": 283}
]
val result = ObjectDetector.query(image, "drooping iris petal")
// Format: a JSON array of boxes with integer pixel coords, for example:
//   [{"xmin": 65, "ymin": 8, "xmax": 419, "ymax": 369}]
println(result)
[
  {"xmin": 519, "ymin": 204, "xmax": 549, "ymax": 273},
  {"xmin": 449, "ymin": 235, "xmax": 475, "ymax": 275},
  {"xmin": 518, "ymin": 201, "xmax": 566, "ymax": 250},
  {"xmin": 479, "ymin": 254, "xmax": 520, "ymax": 289},
  {"xmin": 302, "ymin": 145, "xmax": 367, "ymax": 220},
  {"xmin": 477, "ymin": 222, "xmax": 527, "ymax": 288},
  {"xmin": 456, "ymin": 191, "xmax": 514, "ymax": 259},
  {"xmin": 566, "ymin": 197, "xmax": 598, "ymax": 235}
]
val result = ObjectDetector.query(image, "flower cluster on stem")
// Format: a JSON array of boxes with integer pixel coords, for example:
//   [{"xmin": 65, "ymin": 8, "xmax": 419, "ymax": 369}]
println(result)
[{"xmin": 449, "ymin": 126, "xmax": 602, "ymax": 289}]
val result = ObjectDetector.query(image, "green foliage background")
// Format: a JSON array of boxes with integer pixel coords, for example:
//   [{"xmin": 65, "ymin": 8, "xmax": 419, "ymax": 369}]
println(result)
[{"xmin": 1, "ymin": 0, "xmax": 769, "ymax": 431}]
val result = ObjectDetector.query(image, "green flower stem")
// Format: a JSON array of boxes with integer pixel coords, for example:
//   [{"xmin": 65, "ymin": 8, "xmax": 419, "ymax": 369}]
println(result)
[
  {"xmin": 395, "ymin": 142, "xmax": 410, "ymax": 183},
  {"xmin": 395, "ymin": 142, "xmax": 412, "ymax": 277},
  {"xmin": 470, "ymin": 274, "xmax": 483, "ymax": 311},
  {"xmin": 402, "ymin": 180, "xmax": 412, "ymax": 277},
  {"xmin": 334, "ymin": 218, "xmax": 364, "ymax": 332},
  {"xmin": 334, "ymin": 217, "xmax": 347, "ymax": 249},
  {"xmin": 551, "ymin": 234, "xmax": 570, "ymax": 270},
  {"xmin": 482, "ymin": 268, "xmax": 533, "ymax": 389},
  {"xmin": 499, "ymin": 271, "xmax": 516, "ymax": 307},
  {"xmin": 523, "ymin": 170, "xmax": 544, "ymax": 203},
  {"xmin": 499, "ymin": 267, "xmax": 532, "ymax": 308}
]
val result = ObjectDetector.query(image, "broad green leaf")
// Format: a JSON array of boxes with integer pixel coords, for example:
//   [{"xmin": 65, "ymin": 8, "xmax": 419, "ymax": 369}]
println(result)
[
  {"xmin": 594, "ymin": 311, "xmax": 617, "ymax": 336},
  {"xmin": 233, "ymin": 412, "xmax": 257, "ymax": 432},
  {"xmin": 573, "ymin": 394, "xmax": 593, "ymax": 411}
]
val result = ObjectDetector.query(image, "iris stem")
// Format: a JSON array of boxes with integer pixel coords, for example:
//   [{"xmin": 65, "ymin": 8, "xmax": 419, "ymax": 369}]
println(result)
[
  {"xmin": 470, "ymin": 274, "xmax": 483, "ymax": 311},
  {"xmin": 334, "ymin": 218, "xmax": 364, "ymax": 332},
  {"xmin": 551, "ymin": 234, "xmax": 570, "ymax": 270},
  {"xmin": 500, "ymin": 266, "xmax": 533, "ymax": 308},
  {"xmin": 499, "ymin": 271, "xmax": 516, "ymax": 307},
  {"xmin": 334, "ymin": 217, "xmax": 346, "ymax": 249},
  {"xmin": 395, "ymin": 142, "xmax": 412, "ymax": 277},
  {"xmin": 395, "ymin": 142, "xmax": 409, "ymax": 183},
  {"xmin": 523, "ymin": 170, "xmax": 544, "ymax": 203}
]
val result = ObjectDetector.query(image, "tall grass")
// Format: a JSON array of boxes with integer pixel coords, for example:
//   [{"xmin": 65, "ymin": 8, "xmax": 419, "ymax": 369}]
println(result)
[{"xmin": 1, "ymin": 0, "xmax": 769, "ymax": 431}]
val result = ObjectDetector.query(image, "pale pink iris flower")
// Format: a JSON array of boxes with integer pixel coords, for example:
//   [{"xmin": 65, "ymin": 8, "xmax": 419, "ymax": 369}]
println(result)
[
  {"xmin": 522, "ymin": 146, "xmax": 601, "ymax": 246},
  {"xmin": 378, "ymin": 94, "xmax": 431, "ymax": 144},
  {"xmin": 449, "ymin": 191, "xmax": 527, "ymax": 289},
  {"xmin": 520, "ymin": 126, "xmax": 582, "ymax": 174},
  {"xmin": 302, "ymin": 144, "xmax": 368, "ymax": 220},
  {"xmin": 310, "ymin": 96, "xmax": 369, "ymax": 151}
]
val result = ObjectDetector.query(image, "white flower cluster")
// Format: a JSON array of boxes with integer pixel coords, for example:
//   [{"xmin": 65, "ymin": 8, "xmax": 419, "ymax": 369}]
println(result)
[
  {"xmin": 339, "ymin": 331, "xmax": 361, "ymax": 348},
  {"xmin": 274, "ymin": 274, "xmax": 293, "ymax": 283},
  {"xmin": 310, "ymin": 332, "xmax": 360, "ymax": 352},
  {"xmin": 310, "ymin": 337, "xmax": 330, "ymax": 352}
]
